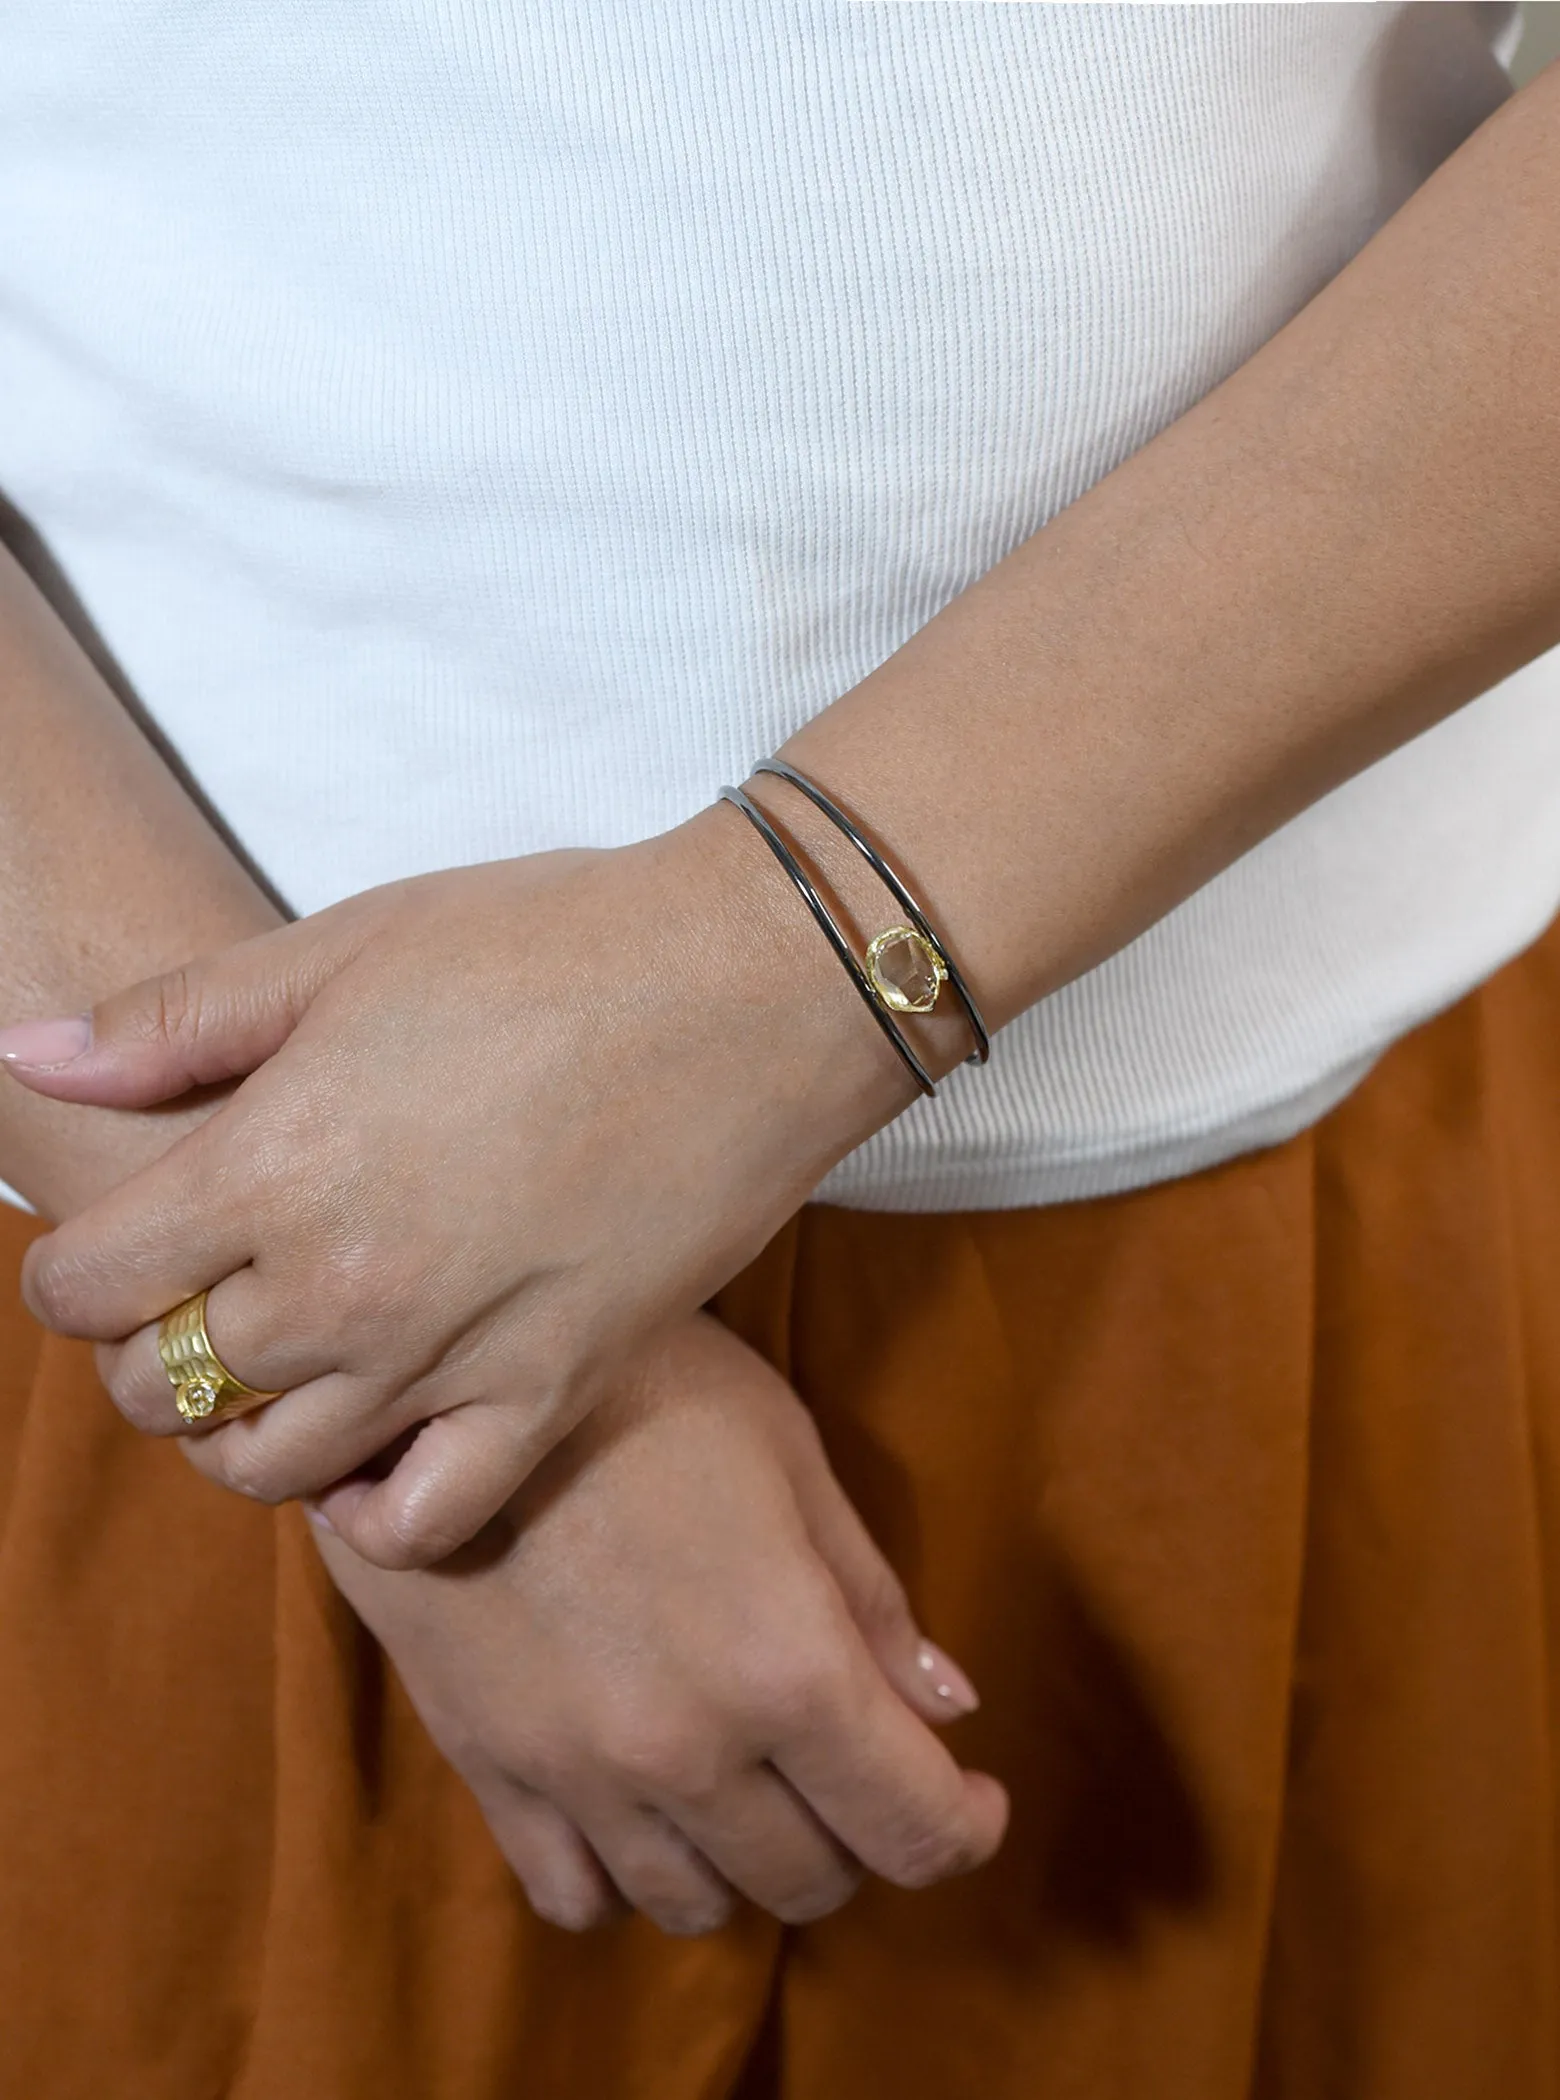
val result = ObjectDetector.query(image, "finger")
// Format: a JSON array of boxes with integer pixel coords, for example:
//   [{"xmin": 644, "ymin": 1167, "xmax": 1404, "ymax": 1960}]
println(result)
[
  {"xmin": 21, "ymin": 1114, "xmax": 257, "ymax": 1341},
  {"xmin": 467, "ymin": 1775, "xmax": 621, "ymax": 1934},
  {"xmin": 175, "ymin": 1374, "xmax": 417, "ymax": 1508},
  {"xmin": 0, "ymin": 917, "xmax": 351, "ymax": 1108},
  {"xmin": 96, "ymin": 1282, "xmax": 418, "ymax": 1513},
  {"xmin": 99, "ymin": 1269, "xmax": 344, "ymax": 1436},
  {"xmin": 770, "ymin": 1654, "xmax": 1009, "ymax": 1894},
  {"xmin": 572, "ymin": 1802, "xmax": 736, "ymax": 1939},
  {"xmin": 315, "ymin": 1402, "xmax": 547, "ymax": 1569},
  {"xmin": 801, "ymin": 1466, "xmax": 981, "ymax": 1727},
  {"xmin": 661, "ymin": 1767, "xmax": 862, "ymax": 1926}
]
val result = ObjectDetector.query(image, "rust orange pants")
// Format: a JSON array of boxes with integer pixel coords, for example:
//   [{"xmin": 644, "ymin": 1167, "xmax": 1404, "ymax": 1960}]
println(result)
[{"xmin": 5, "ymin": 922, "xmax": 1560, "ymax": 2098}]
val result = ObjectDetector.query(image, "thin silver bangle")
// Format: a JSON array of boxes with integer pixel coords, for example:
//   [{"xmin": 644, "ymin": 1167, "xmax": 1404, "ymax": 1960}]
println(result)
[{"xmin": 717, "ymin": 784, "xmax": 937, "ymax": 1097}]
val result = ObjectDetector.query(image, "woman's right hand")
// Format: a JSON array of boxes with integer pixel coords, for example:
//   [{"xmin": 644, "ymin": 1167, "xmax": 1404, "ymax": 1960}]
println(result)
[
  {"xmin": 6, "ymin": 822, "xmax": 924, "ymax": 1569},
  {"xmin": 313, "ymin": 1311, "xmax": 1008, "ymax": 1936}
]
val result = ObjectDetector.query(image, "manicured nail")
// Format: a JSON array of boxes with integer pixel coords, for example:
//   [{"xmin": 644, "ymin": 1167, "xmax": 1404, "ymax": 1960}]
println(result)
[
  {"xmin": 0, "ymin": 1014, "xmax": 92, "ymax": 1068},
  {"xmin": 917, "ymin": 1639, "xmax": 980, "ymax": 1715}
]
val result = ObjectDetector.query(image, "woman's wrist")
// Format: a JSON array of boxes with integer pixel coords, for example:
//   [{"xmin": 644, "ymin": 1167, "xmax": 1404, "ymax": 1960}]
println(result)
[{"xmin": 632, "ymin": 799, "xmax": 931, "ymax": 1178}]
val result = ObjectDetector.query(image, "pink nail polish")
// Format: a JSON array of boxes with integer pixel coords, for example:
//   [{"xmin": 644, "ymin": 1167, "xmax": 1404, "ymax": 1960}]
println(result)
[
  {"xmin": 0, "ymin": 1014, "xmax": 92, "ymax": 1068},
  {"xmin": 917, "ymin": 1639, "xmax": 980, "ymax": 1715}
]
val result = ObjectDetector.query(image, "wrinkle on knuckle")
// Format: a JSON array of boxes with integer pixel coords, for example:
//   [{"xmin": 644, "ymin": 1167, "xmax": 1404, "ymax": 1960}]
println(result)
[
  {"xmin": 747, "ymin": 1648, "xmax": 854, "ymax": 1743},
  {"xmin": 149, "ymin": 963, "xmax": 202, "ymax": 1056},
  {"xmin": 105, "ymin": 1369, "xmax": 172, "ymax": 1437},
  {"xmin": 880, "ymin": 1815, "xmax": 980, "ymax": 1892},
  {"xmin": 311, "ymin": 1241, "xmax": 376, "ymax": 1324},
  {"xmin": 603, "ymin": 1722, "xmax": 716, "ymax": 1806},
  {"xmin": 197, "ymin": 1432, "xmax": 286, "ymax": 1504},
  {"xmin": 21, "ymin": 1246, "xmax": 87, "ymax": 1334},
  {"xmin": 597, "ymin": 1814, "xmax": 732, "ymax": 1936},
  {"xmin": 229, "ymin": 1119, "xmax": 300, "ymax": 1208},
  {"xmin": 459, "ymin": 1719, "xmax": 556, "ymax": 1791},
  {"xmin": 307, "ymin": 1237, "xmax": 412, "ymax": 1354},
  {"xmin": 496, "ymin": 1734, "xmax": 564, "ymax": 1797},
  {"xmin": 373, "ymin": 1499, "xmax": 457, "ymax": 1570},
  {"xmin": 855, "ymin": 1566, "xmax": 912, "ymax": 1643}
]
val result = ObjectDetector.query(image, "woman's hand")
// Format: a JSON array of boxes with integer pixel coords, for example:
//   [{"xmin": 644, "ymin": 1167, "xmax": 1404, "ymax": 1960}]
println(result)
[
  {"xmin": 312, "ymin": 1312, "xmax": 1007, "ymax": 1936},
  {"xmin": 0, "ymin": 817, "xmax": 916, "ymax": 1566}
]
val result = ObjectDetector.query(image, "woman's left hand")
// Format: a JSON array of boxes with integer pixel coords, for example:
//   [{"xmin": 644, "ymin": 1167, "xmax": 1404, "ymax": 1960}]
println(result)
[
  {"xmin": 0, "ymin": 814, "xmax": 910, "ymax": 1566},
  {"xmin": 315, "ymin": 1310, "xmax": 1005, "ymax": 1937}
]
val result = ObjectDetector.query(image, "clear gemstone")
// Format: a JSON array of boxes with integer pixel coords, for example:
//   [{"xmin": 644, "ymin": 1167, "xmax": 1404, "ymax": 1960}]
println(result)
[
  {"xmin": 177, "ymin": 1375, "xmax": 221, "ymax": 1421},
  {"xmin": 866, "ymin": 928, "xmax": 945, "ymax": 1014}
]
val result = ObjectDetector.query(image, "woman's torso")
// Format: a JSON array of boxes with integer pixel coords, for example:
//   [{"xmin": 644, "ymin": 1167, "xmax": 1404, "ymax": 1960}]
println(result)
[{"xmin": 0, "ymin": 0, "xmax": 1553, "ymax": 1207}]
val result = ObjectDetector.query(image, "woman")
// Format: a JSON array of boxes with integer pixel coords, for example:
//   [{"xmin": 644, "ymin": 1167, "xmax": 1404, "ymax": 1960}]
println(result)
[{"xmin": 3, "ymin": 4, "xmax": 1559, "ymax": 2093}]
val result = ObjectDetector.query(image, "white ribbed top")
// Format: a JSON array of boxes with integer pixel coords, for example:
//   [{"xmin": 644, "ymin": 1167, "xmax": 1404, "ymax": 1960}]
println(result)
[{"xmin": 0, "ymin": 1, "xmax": 1555, "ymax": 1209}]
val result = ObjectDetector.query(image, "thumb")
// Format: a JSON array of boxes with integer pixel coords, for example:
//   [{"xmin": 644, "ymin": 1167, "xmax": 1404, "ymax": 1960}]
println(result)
[
  {"xmin": 802, "ymin": 1466, "xmax": 982, "ymax": 1728},
  {"xmin": 0, "ymin": 918, "xmax": 344, "ymax": 1108}
]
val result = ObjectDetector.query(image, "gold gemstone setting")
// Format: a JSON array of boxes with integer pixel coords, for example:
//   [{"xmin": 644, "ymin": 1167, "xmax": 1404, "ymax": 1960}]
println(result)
[
  {"xmin": 864, "ymin": 926, "xmax": 947, "ymax": 1015},
  {"xmin": 174, "ymin": 1374, "xmax": 223, "ymax": 1424}
]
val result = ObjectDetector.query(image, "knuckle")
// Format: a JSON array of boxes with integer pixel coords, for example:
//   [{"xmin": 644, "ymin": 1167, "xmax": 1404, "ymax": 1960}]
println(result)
[
  {"xmin": 510, "ymin": 1848, "xmax": 615, "ymax": 1936},
  {"xmin": 377, "ymin": 1499, "xmax": 463, "ymax": 1571},
  {"xmin": 441, "ymin": 1724, "xmax": 507, "ymax": 1789},
  {"xmin": 527, "ymin": 1887, "xmax": 611, "ymax": 1934},
  {"xmin": 508, "ymin": 1737, "xmax": 574, "ymax": 1801},
  {"xmin": 231, "ymin": 1118, "xmax": 299, "ymax": 1206},
  {"xmin": 745, "ymin": 1646, "xmax": 855, "ymax": 1741},
  {"xmin": 104, "ymin": 1366, "xmax": 175, "ymax": 1438},
  {"xmin": 310, "ymin": 1240, "xmax": 378, "ymax": 1327},
  {"xmin": 603, "ymin": 1815, "xmax": 734, "ymax": 1937},
  {"xmin": 647, "ymin": 1891, "xmax": 734, "ymax": 1939},
  {"xmin": 191, "ymin": 1431, "xmax": 287, "ymax": 1505},
  {"xmin": 150, "ymin": 963, "xmax": 202, "ymax": 1051},
  {"xmin": 881, "ymin": 1815, "xmax": 982, "ymax": 1892},
  {"xmin": 21, "ymin": 1247, "xmax": 87, "ymax": 1335},
  {"xmin": 307, "ymin": 1237, "xmax": 416, "ymax": 1355},
  {"xmin": 855, "ymin": 1565, "xmax": 913, "ymax": 1644},
  {"xmin": 770, "ymin": 1868, "xmax": 862, "ymax": 1927},
  {"xmin": 603, "ymin": 1723, "xmax": 716, "ymax": 1804}
]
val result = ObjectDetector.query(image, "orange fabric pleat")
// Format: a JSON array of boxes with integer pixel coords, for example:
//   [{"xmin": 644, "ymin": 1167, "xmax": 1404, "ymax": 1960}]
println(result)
[{"xmin": 4, "ymin": 918, "xmax": 1560, "ymax": 2099}]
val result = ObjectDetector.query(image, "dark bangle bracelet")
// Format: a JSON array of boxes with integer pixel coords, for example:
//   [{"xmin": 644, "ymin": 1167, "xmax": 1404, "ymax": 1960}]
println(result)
[
  {"xmin": 753, "ymin": 758, "xmax": 991, "ymax": 1065},
  {"xmin": 717, "ymin": 784, "xmax": 938, "ymax": 1097}
]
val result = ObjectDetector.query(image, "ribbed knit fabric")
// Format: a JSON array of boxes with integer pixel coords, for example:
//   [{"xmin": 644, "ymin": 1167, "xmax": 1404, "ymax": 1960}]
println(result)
[{"xmin": 0, "ymin": 1, "xmax": 1554, "ymax": 1209}]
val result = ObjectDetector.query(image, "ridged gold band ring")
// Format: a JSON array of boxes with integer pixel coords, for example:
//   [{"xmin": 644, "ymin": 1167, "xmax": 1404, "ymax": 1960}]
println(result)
[{"xmin": 157, "ymin": 1290, "xmax": 283, "ymax": 1427}]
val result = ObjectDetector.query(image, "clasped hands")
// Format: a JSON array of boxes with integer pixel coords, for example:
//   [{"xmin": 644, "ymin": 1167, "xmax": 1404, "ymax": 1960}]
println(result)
[{"xmin": 1, "ymin": 817, "xmax": 1006, "ymax": 1931}]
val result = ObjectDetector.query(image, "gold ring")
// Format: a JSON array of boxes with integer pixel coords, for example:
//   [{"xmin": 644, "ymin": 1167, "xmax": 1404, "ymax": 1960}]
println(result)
[{"xmin": 157, "ymin": 1290, "xmax": 283, "ymax": 1427}]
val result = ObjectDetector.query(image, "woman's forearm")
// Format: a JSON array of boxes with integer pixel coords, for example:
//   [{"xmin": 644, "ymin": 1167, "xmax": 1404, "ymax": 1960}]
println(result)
[
  {"xmin": 766, "ymin": 59, "xmax": 1560, "ymax": 1050},
  {"xmin": 0, "ymin": 545, "xmax": 280, "ymax": 1216}
]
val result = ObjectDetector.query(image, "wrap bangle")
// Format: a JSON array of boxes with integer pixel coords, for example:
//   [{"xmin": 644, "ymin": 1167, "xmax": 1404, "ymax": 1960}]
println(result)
[
  {"xmin": 753, "ymin": 758, "xmax": 991, "ymax": 1065},
  {"xmin": 717, "ymin": 783, "xmax": 937, "ymax": 1097}
]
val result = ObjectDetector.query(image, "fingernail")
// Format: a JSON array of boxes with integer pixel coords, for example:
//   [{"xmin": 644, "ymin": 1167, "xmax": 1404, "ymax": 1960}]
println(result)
[
  {"xmin": 302, "ymin": 1502, "xmax": 336, "ymax": 1535},
  {"xmin": 917, "ymin": 1639, "xmax": 980, "ymax": 1715},
  {"xmin": 0, "ymin": 1014, "xmax": 92, "ymax": 1068}
]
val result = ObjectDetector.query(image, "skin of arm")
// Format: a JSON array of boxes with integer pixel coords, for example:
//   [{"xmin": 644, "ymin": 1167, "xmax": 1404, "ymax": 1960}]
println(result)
[
  {"xmin": 0, "ymin": 541, "xmax": 281, "ymax": 1213},
  {"xmin": 12, "ymin": 59, "xmax": 1560, "ymax": 1564}
]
